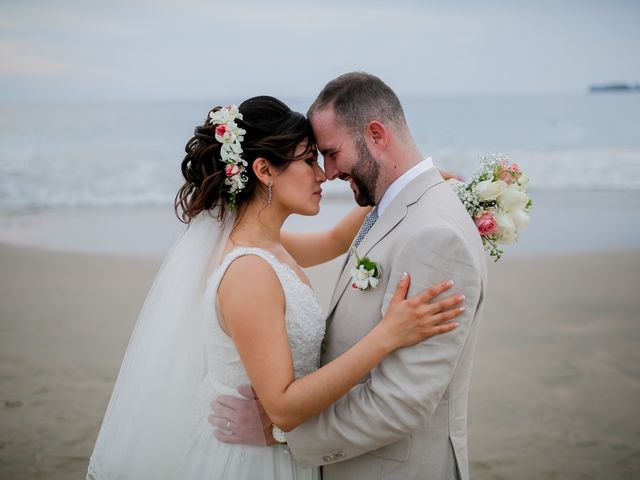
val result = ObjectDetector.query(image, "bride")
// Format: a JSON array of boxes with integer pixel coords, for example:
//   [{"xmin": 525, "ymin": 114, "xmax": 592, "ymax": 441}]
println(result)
[{"xmin": 87, "ymin": 96, "xmax": 464, "ymax": 479}]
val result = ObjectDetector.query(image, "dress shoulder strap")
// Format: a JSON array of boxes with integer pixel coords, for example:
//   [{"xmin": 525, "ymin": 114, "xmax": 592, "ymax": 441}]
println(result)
[{"xmin": 207, "ymin": 247, "xmax": 285, "ymax": 297}]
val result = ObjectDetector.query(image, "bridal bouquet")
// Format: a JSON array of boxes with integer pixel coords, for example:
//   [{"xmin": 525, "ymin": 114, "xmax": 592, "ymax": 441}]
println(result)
[{"xmin": 448, "ymin": 154, "xmax": 532, "ymax": 261}]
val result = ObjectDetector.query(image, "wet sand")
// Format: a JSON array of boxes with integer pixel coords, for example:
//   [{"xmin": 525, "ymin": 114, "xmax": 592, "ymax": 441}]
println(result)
[{"xmin": 0, "ymin": 244, "xmax": 638, "ymax": 479}]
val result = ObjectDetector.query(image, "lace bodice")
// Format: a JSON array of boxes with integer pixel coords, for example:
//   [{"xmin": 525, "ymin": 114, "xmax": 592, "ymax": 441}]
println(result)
[{"xmin": 203, "ymin": 247, "xmax": 325, "ymax": 386}]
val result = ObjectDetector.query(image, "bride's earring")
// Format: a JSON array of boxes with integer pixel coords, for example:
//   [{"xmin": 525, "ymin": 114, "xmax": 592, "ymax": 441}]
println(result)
[{"xmin": 267, "ymin": 182, "xmax": 273, "ymax": 205}]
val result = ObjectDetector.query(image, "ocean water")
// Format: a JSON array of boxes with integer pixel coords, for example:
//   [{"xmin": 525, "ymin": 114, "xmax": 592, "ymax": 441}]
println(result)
[
  {"xmin": 0, "ymin": 95, "xmax": 639, "ymax": 256},
  {"xmin": 1, "ymin": 94, "xmax": 639, "ymax": 210}
]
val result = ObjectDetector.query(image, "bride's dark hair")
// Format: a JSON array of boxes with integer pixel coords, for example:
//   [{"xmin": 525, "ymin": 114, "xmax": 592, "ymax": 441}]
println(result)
[{"xmin": 175, "ymin": 96, "xmax": 315, "ymax": 223}]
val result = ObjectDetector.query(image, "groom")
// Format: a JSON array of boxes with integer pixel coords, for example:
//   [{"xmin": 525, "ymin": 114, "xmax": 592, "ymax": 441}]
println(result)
[{"xmin": 213, "ymin": 72, "xmax": 487, "ymax": 479}]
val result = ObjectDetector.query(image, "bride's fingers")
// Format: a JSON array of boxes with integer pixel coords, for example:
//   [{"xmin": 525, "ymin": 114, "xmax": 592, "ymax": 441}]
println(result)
[
  {"xmin": 424, "ymin": 319, "xmax": 459, "ymax": 336},
  {"xmin": 389, "ymin": 272, "xmax": 410, "ymax": 304},
  {"xmin": 422, "ymin": 293, "xmax": 465, "ymax": 315},
  {"xmin": 416, "ymin": 280, "xmax": 454, "ymax": 304},
  {"xmin": 425, "ymin": 306, "xmax": 466, "ymax": 327}
]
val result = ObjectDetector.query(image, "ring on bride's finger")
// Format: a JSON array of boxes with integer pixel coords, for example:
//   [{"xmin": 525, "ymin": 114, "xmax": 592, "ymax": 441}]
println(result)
[{"xmin": 225, "ymin": 420, "xmax": 231, "ymax": 430}]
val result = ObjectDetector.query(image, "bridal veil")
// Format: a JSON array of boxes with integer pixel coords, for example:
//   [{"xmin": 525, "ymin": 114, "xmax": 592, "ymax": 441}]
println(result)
[{"xmin": 87, "ymin": 212, "xmax": 234, "ymax": 479}]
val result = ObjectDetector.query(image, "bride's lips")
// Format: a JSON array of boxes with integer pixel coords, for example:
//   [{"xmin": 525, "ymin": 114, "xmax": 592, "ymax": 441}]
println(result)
[{"xmin": 313, "ymin": 189, "xmax": 323, "ymax": 197}]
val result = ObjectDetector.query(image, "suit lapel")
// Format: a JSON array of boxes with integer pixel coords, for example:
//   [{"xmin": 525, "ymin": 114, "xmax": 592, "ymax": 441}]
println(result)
[
  {"xmin": 326, "ymin": 168, "xmax": 445, "ymax": 316},
  {"xmin": 327, "ymin": 203, "xmax": 406, "ymax": 315}
]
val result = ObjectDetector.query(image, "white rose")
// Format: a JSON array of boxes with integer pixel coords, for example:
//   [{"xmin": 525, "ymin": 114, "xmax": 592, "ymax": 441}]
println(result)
[
  {"xmin": 512, "ymin": 174, "xmax": 529, "ymax": 192},
  {"xmin": 500, "ymin": 228, "xmax": 519, "ymax": 245},
  {"xmin": 475, "ymin": 180, "xmax": 508, "ymax": 201},
  {"xmin": 509, "ymin": 208, "xmax": 530, "ymax": 230},
  {"xmin": 498, "ymin": 186, "xmax": 529, "ymax": 211},
  {"xmin": 494, "ymin": 211, "xmax": 518, "ymax": 245}
]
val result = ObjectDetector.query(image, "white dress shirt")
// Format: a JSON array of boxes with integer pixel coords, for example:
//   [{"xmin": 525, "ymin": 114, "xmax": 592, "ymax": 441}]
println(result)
[{"xmin": 377, "ymin": 157, "xmax": 435, "ymax": 217}]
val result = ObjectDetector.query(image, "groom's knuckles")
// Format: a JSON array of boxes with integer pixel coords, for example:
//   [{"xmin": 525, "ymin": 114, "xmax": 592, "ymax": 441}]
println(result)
[
  {"xmin": 236, "ymin": 384, "xmax": 257, "ymax": 398},
  {"xmin": 208, "ymin": 415, "xmax": 229, "ymax": 430},
  {"xmin": 213, "ymin": 430, "xmax": 240, "ymax": 444},
  {"xmin": 212, "ymin": 401, "xmax": 234, "ymax": 418},
  {"xmin": 216, "ymin": 394, "xmax": 240, "ymax": 408}
]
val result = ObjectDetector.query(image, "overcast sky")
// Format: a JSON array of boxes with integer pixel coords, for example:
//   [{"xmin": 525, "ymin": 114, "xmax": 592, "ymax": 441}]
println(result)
[{"xmin": 1, "ymin": 0, "xmax": 639, "ymax": 102}]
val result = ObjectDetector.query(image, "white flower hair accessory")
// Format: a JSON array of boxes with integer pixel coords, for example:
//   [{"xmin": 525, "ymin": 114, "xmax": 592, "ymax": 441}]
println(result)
[
  {"xmin": 350, "ymin": 249, "xmax": 382, "ymax": 291},
  {"xmin": 208, "ymin": 105, "xmax": 248, "ymax": 209}
]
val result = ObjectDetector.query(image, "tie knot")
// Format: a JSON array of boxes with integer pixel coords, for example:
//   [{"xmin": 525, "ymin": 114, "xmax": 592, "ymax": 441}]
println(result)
[{"xmin": 351, "ymin": 207, "xmax": 379, "ymax": 252}]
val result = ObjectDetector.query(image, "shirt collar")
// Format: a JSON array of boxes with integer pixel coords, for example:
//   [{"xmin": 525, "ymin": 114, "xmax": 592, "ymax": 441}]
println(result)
[{"xmin": 377, "ymin": 157, "xmax": 434, "ymax": 216}]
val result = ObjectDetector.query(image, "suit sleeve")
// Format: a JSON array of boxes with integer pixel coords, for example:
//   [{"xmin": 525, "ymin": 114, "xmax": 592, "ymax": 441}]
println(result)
[{"xmin": 285, "ymin": 224, "xmax": 483, "ymax": 467}]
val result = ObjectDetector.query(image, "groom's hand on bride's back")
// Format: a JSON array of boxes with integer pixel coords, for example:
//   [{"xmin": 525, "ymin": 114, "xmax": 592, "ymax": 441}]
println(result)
[{"xmin": 209, "ymin": 385, "xmax": 276, "ymax": 446}]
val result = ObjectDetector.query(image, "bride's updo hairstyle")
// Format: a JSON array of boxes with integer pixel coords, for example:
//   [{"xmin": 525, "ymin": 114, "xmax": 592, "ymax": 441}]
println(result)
[{"xmin": 175, "ymin": 96, "xmax": 315, "ymax": 223}]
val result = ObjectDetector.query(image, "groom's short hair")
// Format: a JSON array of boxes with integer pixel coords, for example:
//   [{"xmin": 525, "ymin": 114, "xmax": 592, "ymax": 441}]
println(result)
[{"xmin": 308, "ymin": 72, "xmax": 407, "ymax": 136}]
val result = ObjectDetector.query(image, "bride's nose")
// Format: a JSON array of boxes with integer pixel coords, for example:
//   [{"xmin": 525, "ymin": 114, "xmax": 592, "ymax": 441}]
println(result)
[{"xmin": 315, "ymin": 164, "xmax": 327, "ymax": 183}]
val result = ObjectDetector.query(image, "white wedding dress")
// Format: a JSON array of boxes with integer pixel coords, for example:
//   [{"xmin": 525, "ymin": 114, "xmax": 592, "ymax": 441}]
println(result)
[{"xmin": 173, "ymin": 246, "xmax": 325, "ymax": 479}]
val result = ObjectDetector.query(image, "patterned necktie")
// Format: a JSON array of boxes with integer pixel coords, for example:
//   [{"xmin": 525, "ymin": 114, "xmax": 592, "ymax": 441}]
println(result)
[{"xmin": 350, "ymin": 207, "xmax": 379, "ymax": 254}]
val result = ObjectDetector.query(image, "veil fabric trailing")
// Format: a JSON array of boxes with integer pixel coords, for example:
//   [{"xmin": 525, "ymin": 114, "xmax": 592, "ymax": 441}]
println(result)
[{"xmin": 87, "ymin": 212, "xmax": 234, "ymax": 479}]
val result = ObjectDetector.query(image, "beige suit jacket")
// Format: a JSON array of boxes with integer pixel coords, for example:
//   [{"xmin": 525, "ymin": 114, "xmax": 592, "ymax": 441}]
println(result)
[{"xmin": 287, "ymin": 168, "xmax": 487, "ymax": 480}]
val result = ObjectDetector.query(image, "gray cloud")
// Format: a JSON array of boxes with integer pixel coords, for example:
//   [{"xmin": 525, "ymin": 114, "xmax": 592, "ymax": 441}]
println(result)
[{"xmin": 1, "ymin": 0, "xmax": 639, "ymax": 101}]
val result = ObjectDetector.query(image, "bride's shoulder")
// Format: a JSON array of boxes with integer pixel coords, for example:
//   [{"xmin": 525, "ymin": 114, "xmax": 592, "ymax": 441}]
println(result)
[{"xmin": 217, "ymin": 251, "xmax": 285, "ymax": 309}]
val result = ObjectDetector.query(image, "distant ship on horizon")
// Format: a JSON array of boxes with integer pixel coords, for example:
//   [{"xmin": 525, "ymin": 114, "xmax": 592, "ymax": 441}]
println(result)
[{"xmin": 589, "ymin": 83, "xmax": 640, "ymax": 93}]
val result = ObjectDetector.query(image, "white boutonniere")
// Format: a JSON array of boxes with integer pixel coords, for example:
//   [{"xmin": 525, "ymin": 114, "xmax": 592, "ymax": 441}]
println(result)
[{"xmin": 350, "ymin": 249, "xmax": 382, "ymax": 290}]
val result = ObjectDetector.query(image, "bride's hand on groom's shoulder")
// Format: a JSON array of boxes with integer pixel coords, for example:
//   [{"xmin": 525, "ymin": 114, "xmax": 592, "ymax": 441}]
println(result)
[
  {"xmin": 209, "ymin": 385, "xmax": 276, "ymax": 446},
  {"xmin": 377, "ymin": 274, "xmax": 465, "ymax": 351},
  {"xmin": 438, "ymin": 168, "xmax": 463, "ymax": 182}
]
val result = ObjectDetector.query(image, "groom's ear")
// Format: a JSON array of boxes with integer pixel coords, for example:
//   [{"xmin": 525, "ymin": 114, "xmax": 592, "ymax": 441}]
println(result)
[
  {"xmin": 366, "ymin": 120, "xmax": 388, "ymax": 151},
  {"xmin": 253, "ymin": 157, "xmax": 273, "ymax": 185}
]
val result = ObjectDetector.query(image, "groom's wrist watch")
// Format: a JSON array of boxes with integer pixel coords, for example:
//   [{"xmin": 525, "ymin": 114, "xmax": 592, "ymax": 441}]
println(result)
[{"xmin": 271, "ymin": 424, "xmax": 287, "ymax": 444}]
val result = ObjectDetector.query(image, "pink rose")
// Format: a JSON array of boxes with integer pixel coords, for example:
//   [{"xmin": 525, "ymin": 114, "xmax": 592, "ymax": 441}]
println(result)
[
  {"xmin": 474, "ymin": 213, "xmax": 498, "ymax": 236},
  {"xmin": 499, "ymin": 162, "xmax": 521, "ymax": 184},
  {"xmin": 496, "ymin": 161, "xmax": 510, "ymax": 184},
  {"xmin": 507, "ymin": 163, "xmax": 521, "ymax": 181},
  {"xmin": 225, "ymin": 164, "xmax": 239, "ymax": 177},
  {"xmin": 499, "ymin": 170, "xmax": 513, "ymax": 185},
  {"xmin": 215, "ymin": 124, "xmax": 227, "ymax": 137}
]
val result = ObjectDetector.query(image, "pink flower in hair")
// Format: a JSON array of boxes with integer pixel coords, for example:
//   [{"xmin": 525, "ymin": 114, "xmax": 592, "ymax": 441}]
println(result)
[{"xmin": 225, "ymin": 164, "xmax": 240, "ymax": 177}]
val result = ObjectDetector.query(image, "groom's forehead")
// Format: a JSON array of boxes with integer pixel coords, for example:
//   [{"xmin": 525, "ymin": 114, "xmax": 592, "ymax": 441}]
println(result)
[{"xmin": 311, "ymin": 109, "xmax": 348, "ymax": 144}]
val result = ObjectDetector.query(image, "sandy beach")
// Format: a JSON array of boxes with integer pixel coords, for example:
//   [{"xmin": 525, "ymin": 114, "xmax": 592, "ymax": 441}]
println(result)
[{"xmin": 1, "ymin": 240, "xmax": 639, "ymax": 479}]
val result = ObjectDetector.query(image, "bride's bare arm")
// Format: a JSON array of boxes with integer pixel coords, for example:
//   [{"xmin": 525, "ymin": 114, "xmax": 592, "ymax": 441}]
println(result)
[
  {"xmin": 217, "ymin": 256, "xmax": 463, "ymax": 432},
  {"xmin": 281, "ymin": 206, "xmax": 371, "ymax": 267}
]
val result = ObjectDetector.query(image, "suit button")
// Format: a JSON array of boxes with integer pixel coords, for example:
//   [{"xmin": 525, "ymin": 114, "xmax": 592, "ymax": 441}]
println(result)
[{"xmin": 320, "ymin": 339, "xmax": 327, "ymax": 354}]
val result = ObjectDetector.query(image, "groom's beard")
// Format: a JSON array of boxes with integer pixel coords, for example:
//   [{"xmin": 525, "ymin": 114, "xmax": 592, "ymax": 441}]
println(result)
[{"xmin": 350, "ymin": 136, "xmax": 379, "ymax": 207}]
